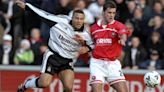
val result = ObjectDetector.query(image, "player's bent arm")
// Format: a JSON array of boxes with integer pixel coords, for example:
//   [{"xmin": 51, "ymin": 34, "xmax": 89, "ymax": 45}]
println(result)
[
  {"xmin": 85, "ymin": 34, "xmax": 95, "ymax": 51},
  {"xmin": 120, "ymin": 34, "xmax": 127, "ymax": 42},
  {"xmin": 119, "ymin": 34, "xmax": 127, "ymax": 46},
  {"xmin": 78, "ymin": 46, "xmax": 90, "ymax": 55},
  {"xmin": 82, "ymin": 40, "xmax": 94, "ymax": 52}
]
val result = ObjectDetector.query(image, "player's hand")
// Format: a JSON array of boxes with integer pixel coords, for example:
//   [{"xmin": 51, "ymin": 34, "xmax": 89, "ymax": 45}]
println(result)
[
  {"xmin": 78, "ymin": 46, "xmax": 89, "ymax": 55},
  {"xmin": 15, "ymin": 0, "xmax": 26, "ymax": 10},
  {"xmin": 118, "ymin": 39, "xmax": 126, "ymax": 46},
  {"xmin": 73, "ymin": 34, "xmax": 85, "ymax": 45}
]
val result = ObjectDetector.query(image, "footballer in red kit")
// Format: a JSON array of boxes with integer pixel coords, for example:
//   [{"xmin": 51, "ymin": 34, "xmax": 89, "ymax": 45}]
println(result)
[
  {"xmin": 89, "ymin": 1, "xmax": 129, "ymax": 92},
  {"xmin": 91, "ymin": 20, "xmax": 128, "ymax": 61}
]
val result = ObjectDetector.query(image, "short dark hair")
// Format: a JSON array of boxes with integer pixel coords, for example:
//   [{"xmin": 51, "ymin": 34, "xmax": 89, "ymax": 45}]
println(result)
[
  {"xmin": 103, "ymin": 1, "xmax": 117, "ymax": 11},
  {"xmin": 73, "ymin": 9, "xmax": 85, "ymax": 16}
]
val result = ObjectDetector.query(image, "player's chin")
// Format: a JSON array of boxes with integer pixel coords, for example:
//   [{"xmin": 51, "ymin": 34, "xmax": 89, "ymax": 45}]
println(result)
[
  {"xmin": 108, "ymin": 18, "xmax": 114, "ymax": 22},
  {"xmin": 75, "ymin": 25, "xmax": 82, "ymax": 29}
]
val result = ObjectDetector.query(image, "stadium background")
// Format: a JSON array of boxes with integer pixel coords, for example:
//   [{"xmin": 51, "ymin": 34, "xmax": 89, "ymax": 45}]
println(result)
[{"xmin": 0, "ymin": 0, "xmax": 164, "ymax": 92}]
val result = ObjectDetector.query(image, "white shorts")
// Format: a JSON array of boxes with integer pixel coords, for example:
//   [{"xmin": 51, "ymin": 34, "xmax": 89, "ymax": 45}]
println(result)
[{"xmin": 89, "ymin": 57, "xmax": 126, "ymax": 85}]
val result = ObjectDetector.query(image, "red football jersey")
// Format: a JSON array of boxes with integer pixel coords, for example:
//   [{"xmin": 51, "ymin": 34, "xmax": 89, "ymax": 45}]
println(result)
[{"xmin": 90, "ymin": 19, "xmax": 128, "ymax": 61}]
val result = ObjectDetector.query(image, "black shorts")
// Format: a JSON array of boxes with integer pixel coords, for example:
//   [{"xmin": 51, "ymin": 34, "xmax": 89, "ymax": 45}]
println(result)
[{"xmin": 40, "ymin": 50, "xmax": 73, "ymax": 75}]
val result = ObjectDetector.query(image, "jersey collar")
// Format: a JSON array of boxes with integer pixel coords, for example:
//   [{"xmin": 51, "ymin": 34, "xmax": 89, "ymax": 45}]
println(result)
[{"xmin": 97, "ymin": 19, "xmax": 115, "ymax": 27}]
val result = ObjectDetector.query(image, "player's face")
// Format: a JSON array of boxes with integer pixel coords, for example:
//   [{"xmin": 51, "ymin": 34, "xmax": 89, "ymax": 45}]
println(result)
[
  {"xmin": 103, "ymin": 8, "xmax": 116, "ymax": 23},
  {"xmin": 72, "ymin": 13, "xmax": 85, "ymax": 30}
]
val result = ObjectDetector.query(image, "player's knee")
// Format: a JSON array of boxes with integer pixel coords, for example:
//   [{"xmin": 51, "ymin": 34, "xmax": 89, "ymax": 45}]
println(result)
[
  {"xmin": 38, "ymin": 79, "xmax": 51, "ymax": 88},
  {"xmin": 115, "ymin": 86, "xmax": 128, "ymax": 92},
  {"xmin": 119, "ymin": 89, "xmax": 128, "ymax": 92},
  {"xmin": 112, "ymin": 81, "xmax": 128, "ymax": 92},
  {"xmin": 64, "ymin": 85, "xmax": 73, "ymax": 92},
  {"xmin": 39, "ymin": 81, "xmax": 50, "ymax": 88},
  {"xmin": 121, "ymin": 84, "xmax": 128, "ymax": 92}
]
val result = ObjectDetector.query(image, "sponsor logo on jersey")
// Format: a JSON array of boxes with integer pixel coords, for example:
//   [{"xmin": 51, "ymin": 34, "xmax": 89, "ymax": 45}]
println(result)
[
  {"xmin": 96, "ymin": 38, "xmax": 112, "ymax": 44},
  {"xmin": 58, "ymin": 35, "xmax": 78, "ymax": 46}
]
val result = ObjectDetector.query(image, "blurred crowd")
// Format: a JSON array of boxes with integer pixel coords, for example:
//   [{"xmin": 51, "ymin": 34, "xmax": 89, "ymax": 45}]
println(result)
[{"xmin": 0, "ymin": 0, "xmax": 164, "ymax": 70}]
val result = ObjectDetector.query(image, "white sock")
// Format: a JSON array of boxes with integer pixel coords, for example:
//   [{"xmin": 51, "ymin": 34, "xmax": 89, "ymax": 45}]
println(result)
[{"xmin": 24, "ymin": 77, "xmax": 37, "ymax": 88}]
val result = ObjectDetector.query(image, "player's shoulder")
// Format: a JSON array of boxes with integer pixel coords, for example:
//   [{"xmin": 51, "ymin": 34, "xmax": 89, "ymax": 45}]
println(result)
[
  {"xmin": 114, "ymin": 20, "xmax": 124, "ymax": 26},
  {"xmin": 56, "ymin": 15, "xmax": 71, "ymax": 22},
  {"xmin": 91, "ymin": 23, "xmax": 99, "ymax": 28},
  {"xmin": 91, "ymin": 19, "xmax": 101, "ymax": 29},
  {"xmin": 90, "ymin": 23, "xmax": 99, "ymax": 33},
  {"xmin": 114, "ymin": 20, "xmax": 126, "ymax": 28},
  {"xmin": 83, "ymin": 25, "xmax": 91, "ymax": 33}
]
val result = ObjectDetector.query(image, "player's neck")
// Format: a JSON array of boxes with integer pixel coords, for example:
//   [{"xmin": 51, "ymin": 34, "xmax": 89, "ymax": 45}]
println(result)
[
  {"xmin": 102, "ymin": 19, "xmax": 115, "ymax": 25},
  {"xmin": 103, "ymin": 20, "xmax": 108, "ymax": 25}
]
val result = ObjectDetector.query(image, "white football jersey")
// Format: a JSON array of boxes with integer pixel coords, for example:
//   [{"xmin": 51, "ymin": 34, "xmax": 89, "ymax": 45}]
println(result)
[{"xmin": 26, "ymin": 3, "xmax": 93, "ymax": 59}]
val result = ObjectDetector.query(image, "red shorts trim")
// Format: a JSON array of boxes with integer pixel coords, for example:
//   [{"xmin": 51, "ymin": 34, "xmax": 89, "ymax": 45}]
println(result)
[
  {"xmin": 109, "ymin": 79, "xmax": 126, "ymax": 85},
  {"xmin": 90, "ymin": 80, "xmax": 103, "ymax": 84}
]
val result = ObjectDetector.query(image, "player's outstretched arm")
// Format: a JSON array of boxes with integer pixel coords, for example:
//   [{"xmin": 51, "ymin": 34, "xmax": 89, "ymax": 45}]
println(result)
[
  {"xmin": 15, "ymin": 0, "xmax": 55, "ymax": 27},
  {"xmin": 15, "ymin": 0, "xmax": 69, "ymax": 26}
]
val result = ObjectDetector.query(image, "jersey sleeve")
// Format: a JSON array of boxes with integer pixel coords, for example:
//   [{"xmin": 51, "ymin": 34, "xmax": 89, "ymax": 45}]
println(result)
[
  {"xmin": 85, "ymin": 32, "xmax": 94, "ymax": 50},
  {"xmin": 117, "ymin": 23, "xmax": 130, "ymax": 36},
  {"xmin": 25, "ymin": 3, "xmax": 70, "ymax": 25},
  {"xmin": 80, "ymin": 27, "xmax": 95, "ymax": 51}
]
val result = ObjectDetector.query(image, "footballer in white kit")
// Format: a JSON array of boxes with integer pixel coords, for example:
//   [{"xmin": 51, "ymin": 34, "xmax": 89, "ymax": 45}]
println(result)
[{"xmin": 16, "ymin": 1, "xmax": 93, "ymax": 92}]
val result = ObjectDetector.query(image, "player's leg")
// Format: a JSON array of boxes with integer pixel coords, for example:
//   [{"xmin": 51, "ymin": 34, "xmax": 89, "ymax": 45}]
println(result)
[
  {"xmin": 90, "ymin": 58, "xmax": 106, "ymax": 92},
  {"xmin": 107, "ymin": 59, "xmax": 128, "ymax": 92},
  {"xmin": 17, "ymin": 50, "xmax": 54, "ymax": 92},
  {"xmin": 17, "ymin": 73, "xmax": 53, "ymax": 92},
  {"xmin": 37, "ymin": 73, "xmax": 53, "ymax": 87},
  {"xmin": 91, "ymin": 83, "xmax": 103, "ymax": 92},
  {"xmin": 111, "ymin": 81, "xmax": 128, "ymax": 92},
  {"xmin": 23, "ymin": 73, "xmax": 53, "ymax": 88},
  {"xmin": 58, "ymin": 69, "xmax": 74, "ymax": 92},
  {"xmin": 36, "ymin": 50, "xmax": 55, "ymax": 88}
]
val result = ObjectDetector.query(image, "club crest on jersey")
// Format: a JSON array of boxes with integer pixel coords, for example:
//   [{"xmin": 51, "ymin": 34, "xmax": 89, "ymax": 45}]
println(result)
[{"xmin": 111, "ymin": 32, "xmax": 117, "ymax": 37}]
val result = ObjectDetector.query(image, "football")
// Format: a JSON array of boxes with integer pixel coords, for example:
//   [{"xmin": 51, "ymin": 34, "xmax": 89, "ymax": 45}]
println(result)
[{"xmin": 144, "ymin": 71, "xmax": 161, "ymax": 88}]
